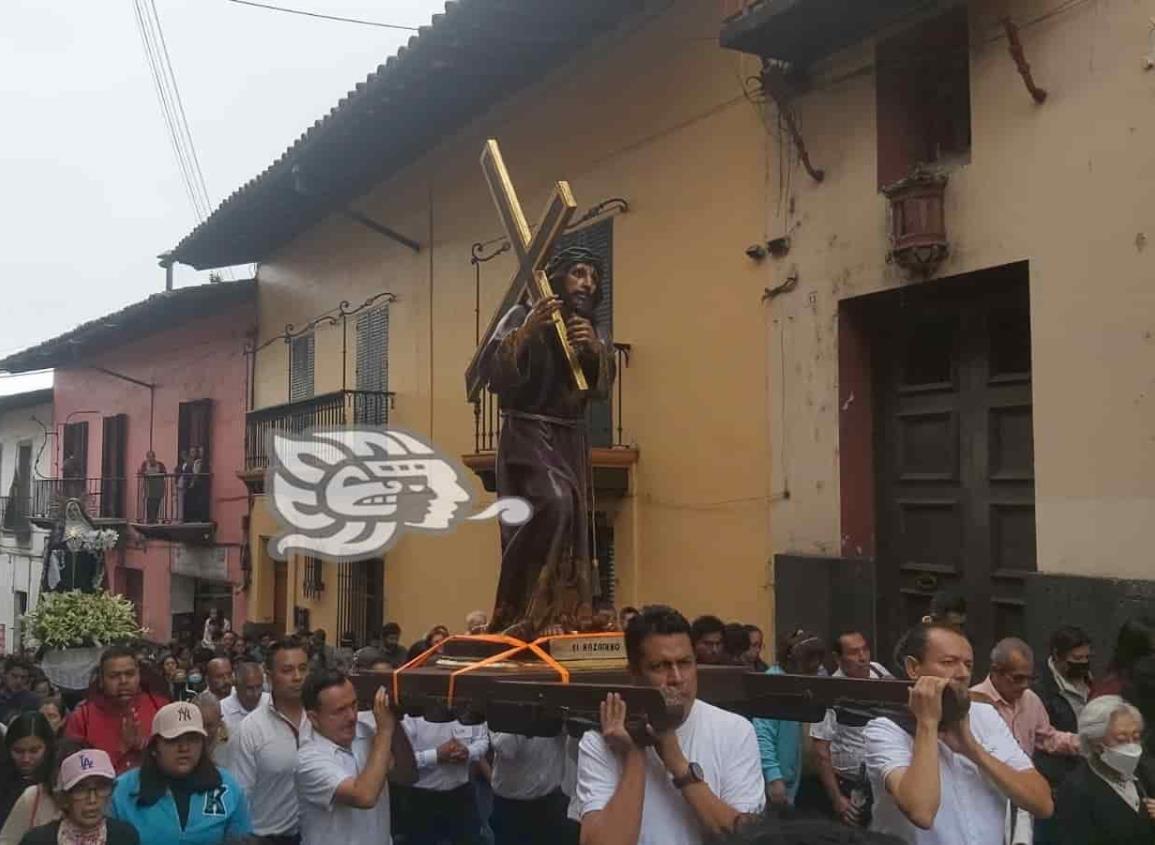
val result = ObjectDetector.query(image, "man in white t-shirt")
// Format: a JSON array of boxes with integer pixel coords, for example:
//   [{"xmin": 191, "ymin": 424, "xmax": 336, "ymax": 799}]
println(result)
[
  {"xmin": 811, "ymin": 629, "xmax": 891, "ymax": 826},
  {"xmin": 864, "ymin": 622, "xmax": 1054, "ymax": 845},
  {"xmin": 296, "ymin": 670, "xmax": 394, "ymax": 845},
  {"xmin": 576, "ymin": 605, "xmax": 765, "ymax": 845}
]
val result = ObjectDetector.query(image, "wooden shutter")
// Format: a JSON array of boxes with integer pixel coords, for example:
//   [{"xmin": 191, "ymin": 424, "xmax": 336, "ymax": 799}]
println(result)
[
  {"xmin": 177, "ymin": 400, "xmax": 213, "ymax": 459},
  {"xmin": 289, "ymin": 333, "xmax": 315, "ymax": 402},
  {"xmin": 62, "ymin": 421, "xmax": 89, "ymax": 477},
  {"xmin": 355, "ymin": 305, "xmax": 389, "ymax": 393},
  {"xmin": 100, "ymin": 414, "xmax": 128, "ymax": 518}
]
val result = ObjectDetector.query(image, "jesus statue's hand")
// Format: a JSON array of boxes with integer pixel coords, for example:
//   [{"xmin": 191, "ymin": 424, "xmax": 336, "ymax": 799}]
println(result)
[
  {"xmin": 565, "ymin": 316, "xmax": 597, "ymax": 350},
  {"xmin": 523, "ymin": 296, "xmax": 562, "ymax": 336}
]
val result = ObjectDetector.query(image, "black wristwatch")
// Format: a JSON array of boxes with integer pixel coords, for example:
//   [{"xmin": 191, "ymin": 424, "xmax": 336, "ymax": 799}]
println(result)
[{"xmin": 672, "ymin": 762, "xmax": 704, "ymax": 789}]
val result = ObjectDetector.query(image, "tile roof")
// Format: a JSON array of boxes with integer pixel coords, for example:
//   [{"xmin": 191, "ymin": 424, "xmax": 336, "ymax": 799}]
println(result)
[
  {"xmin": 168, "ymin": 0, "xmax": 646, "ymax": 270},
  {"xmin": 0, "ymin": 279, "xmax": 256, "ymax": 373}
]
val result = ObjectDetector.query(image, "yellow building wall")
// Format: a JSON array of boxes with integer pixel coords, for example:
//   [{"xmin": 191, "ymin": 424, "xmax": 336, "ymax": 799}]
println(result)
[
  {"xmin": 762, "ymin": 0, "xmax": 1155, "ymax": 579},
  {"xmin": 246, "ymin": 1, "xmax": 779, "ymax": 641},
  {"xmin": 244, "ymin": 0, "xmax": 1155, "ymax": 643}
]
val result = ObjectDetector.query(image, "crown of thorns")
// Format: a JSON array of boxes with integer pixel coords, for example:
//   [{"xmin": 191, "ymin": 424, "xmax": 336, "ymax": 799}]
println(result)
[{"xmin": 544, "ymin": 246, "xmax": 604, "ymax": 281}]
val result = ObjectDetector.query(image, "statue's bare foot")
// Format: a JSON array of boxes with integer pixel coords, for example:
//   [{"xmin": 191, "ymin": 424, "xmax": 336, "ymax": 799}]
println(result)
[
  {"xmin": 575, "ymin": 603, "xmax": 595, "ymax": 632},
  {"xmin": 500, "ymin": 620, "xmax": 535, "ymax": 642}
]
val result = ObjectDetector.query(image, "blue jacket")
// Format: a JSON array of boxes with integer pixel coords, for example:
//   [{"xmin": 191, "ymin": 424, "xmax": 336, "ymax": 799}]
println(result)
[
  {"xmin": 752, "ymin": 665, "xmax": 803, "ymax": 802},
  {"xmin": 110, "ymin": 766, "xmax": 253, "ymax": 845}
]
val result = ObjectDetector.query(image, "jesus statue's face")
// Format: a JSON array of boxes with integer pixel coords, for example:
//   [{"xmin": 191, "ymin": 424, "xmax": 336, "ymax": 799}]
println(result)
[{"xmin": 560, "ymin": 262, "xmax": 599, "ymax": 319}]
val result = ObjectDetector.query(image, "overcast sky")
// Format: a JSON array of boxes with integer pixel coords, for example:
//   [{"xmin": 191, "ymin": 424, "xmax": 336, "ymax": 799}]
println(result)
[{"xmin": 0, "ymin": 0, "xmax": 446, "ymax": 365}]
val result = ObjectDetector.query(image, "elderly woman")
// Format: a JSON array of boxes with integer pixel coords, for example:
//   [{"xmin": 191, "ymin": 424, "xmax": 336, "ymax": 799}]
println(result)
[
  {"xmin": 1055, "ymin": 694, "xmax": 1155, "ymax": 844},
  {"xmin": 18, "ymin": 748, "xmax": 138, "ymax": 845},
  {"xmin": 109, "ymin": 701, "xmax": 251, "ymax": 844}
]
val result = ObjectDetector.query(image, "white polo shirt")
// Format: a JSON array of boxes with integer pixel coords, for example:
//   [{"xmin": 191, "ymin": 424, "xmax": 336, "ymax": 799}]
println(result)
[
  {"xmin": 576, "ymin": 699, "xmax": 765, "ymax": 845},
  {"xmin": 297, "ymin": 720, "xmax": 391, "ymax": 845},
  {"xmin": 489, "ymin": 732, "xmax": 565, "ymax": 801},
  {"xmin": 810, "ymin": 663, "xmax": 892, "ymax": 776},
  {"xmin": 232, "ymin": 697, "xmax": 311, "ymax": 836},
  {"xmin": 401, "ymin": 716, "xmax": 489, "ymax": 792},
  {"xmin": 865, "ymin": 702, "xmax": 1034, "ymax": 845}
]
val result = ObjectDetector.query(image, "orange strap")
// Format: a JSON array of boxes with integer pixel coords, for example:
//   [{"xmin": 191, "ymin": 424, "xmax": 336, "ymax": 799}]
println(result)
[
  {"xmin": 447, "ymin": 637, "xmax": 571, "ymax": 707},
  {"xmin": 392, "ymin": 633, "xmax": 575, "ymax": 709},
  {"xmin": 392, "ymin": 634, "xmax": 529, "ymax": 705}
]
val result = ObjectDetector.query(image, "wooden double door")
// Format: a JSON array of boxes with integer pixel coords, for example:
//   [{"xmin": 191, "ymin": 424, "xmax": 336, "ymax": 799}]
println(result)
[{"xmin": 874, "ymin": 265, "xmax": 1035, "ymax": 669}]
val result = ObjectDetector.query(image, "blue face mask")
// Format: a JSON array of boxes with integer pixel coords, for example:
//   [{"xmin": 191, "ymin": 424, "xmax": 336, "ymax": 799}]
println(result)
[{"xmin": 187, "ymin": 673, "xmax": 203, "ymax": 686}]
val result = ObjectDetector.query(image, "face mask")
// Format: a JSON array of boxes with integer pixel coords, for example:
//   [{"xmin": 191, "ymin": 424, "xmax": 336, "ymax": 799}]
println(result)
[
  {"xmin": 187, "ymin": 673, "xmax": 203, "ymax": 686},
  {"xmin": 1100, "ymin": 742, "xmax": 1143, "ymax": 778},
  {"xmin": 1065, "ymin": 661, "xmax": 1091, "ymax": 680}
]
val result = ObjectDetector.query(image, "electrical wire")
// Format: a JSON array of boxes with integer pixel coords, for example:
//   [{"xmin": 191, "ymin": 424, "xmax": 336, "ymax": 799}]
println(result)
[
  {"xmin": 132, "ymin": 0, "xmax": 240, "ymax": 281},
  {"xmin": 133, "ymin": 0, "xmax": 205, "ymax": 221},
  {"xmin": 149, "ymin": 0, "xmax": 213, "ymax": 217},
  {"xmin": 225, "ymin": 0, "xmax": 420, "ymax": 31}
]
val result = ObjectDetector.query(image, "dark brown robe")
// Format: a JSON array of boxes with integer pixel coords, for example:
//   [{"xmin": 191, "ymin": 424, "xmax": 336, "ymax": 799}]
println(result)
[{"xmin": 481, "ymin": 303, "xmax": 614, "ymax": 634}]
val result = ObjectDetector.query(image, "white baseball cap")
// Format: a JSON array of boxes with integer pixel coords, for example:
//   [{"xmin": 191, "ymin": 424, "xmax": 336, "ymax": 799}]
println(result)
[
  {"xmin": 58, "ymin": 749, "xmax": 116, "ymax": 792},
  {"xmin": 151, "ymin": 701, "xmax": 207, "ymax": 740}
]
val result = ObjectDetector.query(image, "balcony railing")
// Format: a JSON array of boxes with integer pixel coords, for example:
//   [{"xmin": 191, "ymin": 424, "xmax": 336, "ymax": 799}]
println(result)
[
  {"xmin": 245, "ymin": 389, "xmax": 394, "ymax": 472},
  {"xmin": 135, "ymin": 472, "xmax": 213, "ymax": 525},
  {"xmin": 30, "ymin": 477, "xmax": 127, "ymax": 522},
  {"xmin": 471, "ymin": 342, "xmax": 632, "ymax": 454}
]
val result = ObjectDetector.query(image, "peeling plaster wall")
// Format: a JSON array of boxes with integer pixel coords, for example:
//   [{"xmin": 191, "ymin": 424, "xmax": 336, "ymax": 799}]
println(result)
[{"xmin": 766, "ymin": 0, "xmax": 1155, "ymax": 581}]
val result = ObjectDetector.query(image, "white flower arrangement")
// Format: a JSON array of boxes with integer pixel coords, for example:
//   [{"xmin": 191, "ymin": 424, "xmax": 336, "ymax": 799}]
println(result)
[
  {"xmin": 23, "ymin": 590, "xmax": 146, "ymax": 650},
  {"xmin": 63, "ymin": 526, "xmax": 119, "ymax": 553}
]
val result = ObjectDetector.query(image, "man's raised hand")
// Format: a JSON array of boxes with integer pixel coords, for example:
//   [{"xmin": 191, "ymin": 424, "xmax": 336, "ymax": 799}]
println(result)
[
  {"xmin": 371, "ymin": 686, "xmax": 395, "ymax": 735},
  {"xmin": 600, "ymin": 692, "xmax": 637, "ymax": 758}
]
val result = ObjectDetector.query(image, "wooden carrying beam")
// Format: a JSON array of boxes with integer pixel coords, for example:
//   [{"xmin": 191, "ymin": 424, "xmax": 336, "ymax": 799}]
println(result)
[{"xmin": 350, "ymin": 665, "xmax": 969, "ymax": 742}]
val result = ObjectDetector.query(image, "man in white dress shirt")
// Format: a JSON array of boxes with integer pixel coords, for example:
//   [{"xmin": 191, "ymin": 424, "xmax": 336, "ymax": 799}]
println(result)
[
  {"xmin": 233, "ymin": 637, "xmax": 311, "ymax": 845},
  {"xmin": 221, "ymin": 659, "xmax": 271, "ymax": 738},
  {"xmin": 402, "ymin": 713, "xmax": 489, "ymax": 845},
  {"xmin": 489, "ymin": 731, "xmax": 567, "ymax": 844},
  {"xmin": 576, "ymin": 605, "xmax": 765, "ymax": 845},
  {"xmin": 811, "ymin": 629, "xmax": 891, "ymax": 826},
  {"xmin": 296, "ymin": 669, "xmax": 394, "ymax": 845},
  {"xmin": 865, "ymin": 622, "xmax": 1054, "ymax": 845}
]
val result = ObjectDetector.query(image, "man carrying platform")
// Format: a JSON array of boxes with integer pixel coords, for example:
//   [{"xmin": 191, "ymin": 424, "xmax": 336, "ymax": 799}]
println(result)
[{"xmin": 575, "ymin": 605, "xmax": 765, "ymax": 844}]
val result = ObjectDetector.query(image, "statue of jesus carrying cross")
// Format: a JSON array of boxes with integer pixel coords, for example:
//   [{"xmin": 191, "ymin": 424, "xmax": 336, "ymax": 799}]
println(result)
[{"xmin": 467, "ymin": 140, "xmax": 615, "ymax": 638}]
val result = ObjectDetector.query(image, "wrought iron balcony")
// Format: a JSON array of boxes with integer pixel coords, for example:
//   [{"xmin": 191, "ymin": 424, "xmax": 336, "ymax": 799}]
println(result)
[
  {"xmin": 464, "ymin": 342, "xmax": 637, "ymax": 494},
  {"xmin": 242, "ymin": 389, "xmax": 394, "ymax": 489},
  {"xmin": 132, "ymin": 472, "xmax": 215, "ymax": 543},
  {"xmin": 29, "ymin": 477, "xmax": 127, "ymax": 527}
]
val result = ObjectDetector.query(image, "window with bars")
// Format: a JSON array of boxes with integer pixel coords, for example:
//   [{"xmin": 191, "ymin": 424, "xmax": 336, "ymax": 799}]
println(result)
[
  {"xmin": 302, "ymin": 556, "xmax": 324, "ymax": 598},
  {"xmin": 554, "ymin": 219, "xmax": 614, "ymax": 447},
  {"xmin": 592, "ymin": 511, "xmax": 615, "ymax": 603},
  {"xmin": 289, "ymin": 333, "xmax": 315, "ymax": 402}
]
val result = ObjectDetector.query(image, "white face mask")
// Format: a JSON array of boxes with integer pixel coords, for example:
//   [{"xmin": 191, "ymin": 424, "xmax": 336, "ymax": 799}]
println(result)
[{"xmin": 1100, "ymin": 742, "xmax": 1143, "ymax": 778}]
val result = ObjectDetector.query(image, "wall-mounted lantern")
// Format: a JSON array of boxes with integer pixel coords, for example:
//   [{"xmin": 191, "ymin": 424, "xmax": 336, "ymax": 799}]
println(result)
[{"xmin": 883, "ymin": 168, "xmax": 949, "ymax": 277}]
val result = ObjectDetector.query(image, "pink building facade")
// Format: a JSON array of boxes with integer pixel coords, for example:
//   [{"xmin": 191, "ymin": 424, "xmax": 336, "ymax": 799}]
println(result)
[{"xmin": 1, "ymin": 281, "xmax": 255, "ymax": 641}]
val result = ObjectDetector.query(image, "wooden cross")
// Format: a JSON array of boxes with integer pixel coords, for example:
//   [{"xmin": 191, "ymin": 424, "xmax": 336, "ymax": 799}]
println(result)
[{"xmin": 465, "ymin": 139, "xmax": 588, "ymax": 402}]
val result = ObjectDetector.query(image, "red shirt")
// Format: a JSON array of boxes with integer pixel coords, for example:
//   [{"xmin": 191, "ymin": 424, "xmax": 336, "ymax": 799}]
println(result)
[{"xmin": 64, "ymin": 688, "xmax": 168, "ymax": 773}]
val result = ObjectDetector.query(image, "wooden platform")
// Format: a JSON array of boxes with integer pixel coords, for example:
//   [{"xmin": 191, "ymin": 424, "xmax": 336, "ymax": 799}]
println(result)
[{"xmin": 348, "ymin": 634, "xmax": 968, "ymax": 740}]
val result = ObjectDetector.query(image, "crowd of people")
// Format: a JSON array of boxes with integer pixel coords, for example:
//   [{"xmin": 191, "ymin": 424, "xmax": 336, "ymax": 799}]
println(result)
[{"xmin": 0, "ymin": 601, "xmax": 1147, "ymax": 844}]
